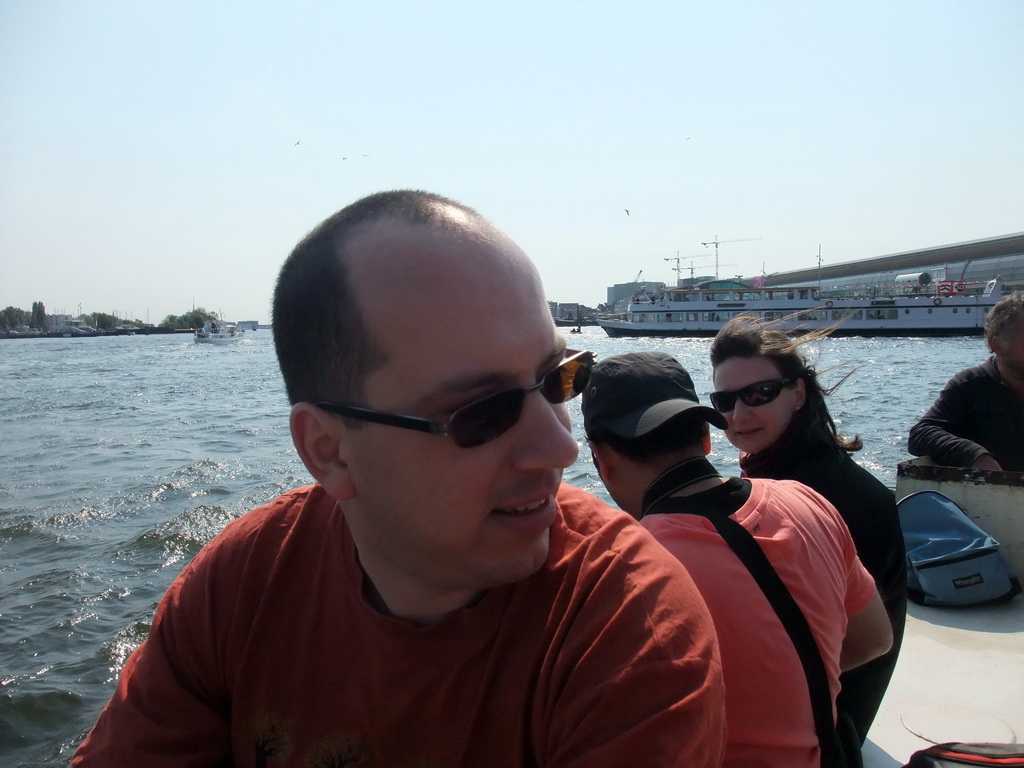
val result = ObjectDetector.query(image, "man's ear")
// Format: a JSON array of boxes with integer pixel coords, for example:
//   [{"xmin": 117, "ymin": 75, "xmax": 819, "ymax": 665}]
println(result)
[
  {"xmin": 588, "ymin": 440, "xmax": 618, "ymax": 484},
  {"xmin": 290, "ymin": 403, "xmax": 356, "ymax": 501},
  {"xmin": 989, "ymin": 334, "xmax": 1005, "ymax": 357}
]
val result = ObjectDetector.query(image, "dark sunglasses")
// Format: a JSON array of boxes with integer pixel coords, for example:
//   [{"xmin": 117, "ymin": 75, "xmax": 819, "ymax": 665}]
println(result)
[
  {"xmin": 315, "ymin": 350, "xmax": 594, "ymax": 448},
  {"xmin": 710, "ymin": 378, "xmax": 796, "ymax": 413}
]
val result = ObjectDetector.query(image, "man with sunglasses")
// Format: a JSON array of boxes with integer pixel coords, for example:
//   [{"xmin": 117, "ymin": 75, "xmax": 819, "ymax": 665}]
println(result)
[
  {"xmin": 582, "ymin": 351, "xmax": 892, "ymax": 768},
  {"xmin": 73, "ymin": 191, "xmax": 726, "ymax": 767}
]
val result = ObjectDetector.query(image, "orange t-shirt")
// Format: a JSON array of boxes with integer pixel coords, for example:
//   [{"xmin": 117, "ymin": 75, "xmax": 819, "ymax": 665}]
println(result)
[
  {"xmin": 74, "ymin": 482, "xmax": 726, "ymax": 767},
  {"xmin": 643, "ymin": 478, "xmax": 876, "ymax": 768}
]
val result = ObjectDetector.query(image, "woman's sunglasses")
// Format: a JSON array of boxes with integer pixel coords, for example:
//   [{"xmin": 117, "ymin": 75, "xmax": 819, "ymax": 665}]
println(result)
[
  {"xmin": 315, "ymin": 350, "xmax": 594, "ymax": 448},
  {"xmin": 710, "ymin": 378, "xmax": 796, "ymax": 413}
]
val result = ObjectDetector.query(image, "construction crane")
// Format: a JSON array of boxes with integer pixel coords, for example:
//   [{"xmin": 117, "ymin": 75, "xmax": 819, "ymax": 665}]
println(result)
[
  {"xmin": 663, "ymin": 253, "xmax": 711, "ymax": 284},
  {"xmin": 700, "ymin": 235, "xmax": 762, "ymax": 279}
]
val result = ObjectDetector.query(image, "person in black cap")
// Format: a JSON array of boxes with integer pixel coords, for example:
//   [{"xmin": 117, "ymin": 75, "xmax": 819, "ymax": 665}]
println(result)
[{"xmin": 582, "ymin": 351, "xmax": 892, "ymax": 768}]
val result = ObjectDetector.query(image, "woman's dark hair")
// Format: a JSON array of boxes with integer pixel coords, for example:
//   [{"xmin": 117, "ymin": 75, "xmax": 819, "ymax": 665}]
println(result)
[{"xmin": 709, "ymin": 315, "xmax": 862, "ymax": 453}]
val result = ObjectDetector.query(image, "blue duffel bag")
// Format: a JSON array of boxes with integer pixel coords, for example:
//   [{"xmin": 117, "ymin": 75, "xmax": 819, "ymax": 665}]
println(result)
[{"xmin": 896, "ymin": 490, "xmax": 1021, "ymax": 607}]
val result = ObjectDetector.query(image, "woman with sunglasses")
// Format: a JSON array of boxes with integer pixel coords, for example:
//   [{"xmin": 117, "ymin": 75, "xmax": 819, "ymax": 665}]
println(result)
[{"xmin": 709, "ymin": 316, "xmax": 906, "ymax": 749}]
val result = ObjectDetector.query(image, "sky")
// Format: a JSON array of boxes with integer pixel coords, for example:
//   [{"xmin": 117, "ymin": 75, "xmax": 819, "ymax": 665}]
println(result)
[{"xmin": 1, "ymin": 1, "xmax": 1022, "ymax": 323}]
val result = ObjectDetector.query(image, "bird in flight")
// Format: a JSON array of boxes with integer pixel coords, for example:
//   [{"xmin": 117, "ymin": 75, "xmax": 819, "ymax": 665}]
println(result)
[
  {"xmin": 294, "ymin": 140, "xmax": 300, "ymax": 146},
  {"xmin": 624, "ymin": 208, "xmax": 630, "ymax": 216}
]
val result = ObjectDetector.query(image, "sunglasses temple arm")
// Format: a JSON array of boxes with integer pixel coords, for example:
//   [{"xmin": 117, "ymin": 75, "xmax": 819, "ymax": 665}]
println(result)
[{"xmin": 318, "ymin": 403, "xmax": 446, "ymax": 437}]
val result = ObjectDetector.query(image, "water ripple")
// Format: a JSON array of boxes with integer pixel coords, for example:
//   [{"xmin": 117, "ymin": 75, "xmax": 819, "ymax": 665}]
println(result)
[{"xmin": 0, "ymin": 330, "xmax": 993, "ymax": 764}]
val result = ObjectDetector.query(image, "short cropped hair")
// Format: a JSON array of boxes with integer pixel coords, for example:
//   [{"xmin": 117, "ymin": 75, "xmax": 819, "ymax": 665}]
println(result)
[
  {"xmin": 589, "ymin": 412, "xmax": 707, "ymax": 463},
  {"xmin": 985, "ymin": 291, "xmax": 1024, "ymax": 349},
  {"xmin": 272, "ymin": 190, "xmax": 484, "ymax": 405}
]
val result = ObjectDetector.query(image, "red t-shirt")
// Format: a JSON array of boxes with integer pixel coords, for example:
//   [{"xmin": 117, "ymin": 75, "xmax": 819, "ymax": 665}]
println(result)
[{"xmin": 74, "ymin": 482, "xmax": 725, "ymax": 767}]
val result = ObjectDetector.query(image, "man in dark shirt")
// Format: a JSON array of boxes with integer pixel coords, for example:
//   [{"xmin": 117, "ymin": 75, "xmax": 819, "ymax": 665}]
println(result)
[{"xmin": 908, "ymin": 291, "xmax": 1024, "ymax": 472}]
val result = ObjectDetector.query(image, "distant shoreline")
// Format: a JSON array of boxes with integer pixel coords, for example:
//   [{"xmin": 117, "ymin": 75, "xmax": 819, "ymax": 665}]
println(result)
[{"xmin": 1, "ymin": 327, "xmax": 200, "ymax": 340}]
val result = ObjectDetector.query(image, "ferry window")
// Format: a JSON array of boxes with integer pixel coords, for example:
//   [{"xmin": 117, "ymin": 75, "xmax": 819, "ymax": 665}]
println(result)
[
  {"xmin": 703, "ymin": 312, "xmax": 723, "ymax": 322},
  {"xmin": 832, "ymin": 309, "xmax": 862, "ymax": 321},
  {"xmin": 686, "ymin": 312, "xmax": 699, "ymax": 322},
  {"xmin": 866, "ymin": 309, "xmax": 898, "ymax": 321},
  {"xmin": 663, "ymin": 313, "xmax": 673, "ymax": 322},
  {"xmin": 953, "ymin": 308, "xmax": 958, "ymax": 314},
  {"xmin": 965, "ymin": 308, "xmax": 970, "ymax": 313},
  {"xmin": 797, "ymin": 310, "xmax": 826, "ymax": 321}
]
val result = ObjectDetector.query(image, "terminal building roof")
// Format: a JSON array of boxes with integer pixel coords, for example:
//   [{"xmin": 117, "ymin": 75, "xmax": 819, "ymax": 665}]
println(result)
[{"xmin": 763, "ymin": 232, "xmax": 1024, "ymax": 292}]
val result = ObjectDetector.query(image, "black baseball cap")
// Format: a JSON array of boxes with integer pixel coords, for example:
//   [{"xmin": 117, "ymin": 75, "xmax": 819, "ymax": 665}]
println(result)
[{"xmin": 581, "ymin": 351, "xmax": 728, "ymax": 438}]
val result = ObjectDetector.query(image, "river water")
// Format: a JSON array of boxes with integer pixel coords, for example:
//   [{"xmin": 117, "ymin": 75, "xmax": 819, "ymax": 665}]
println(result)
[{"xmin": 0, "ymin": 329, "xmax": 989, "ymax": 766}]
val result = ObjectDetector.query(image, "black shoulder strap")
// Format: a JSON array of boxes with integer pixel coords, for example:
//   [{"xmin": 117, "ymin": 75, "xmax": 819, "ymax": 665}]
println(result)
[{"xmin": 650, "ymin": 495, "xmax": 847, "ymax": 768}]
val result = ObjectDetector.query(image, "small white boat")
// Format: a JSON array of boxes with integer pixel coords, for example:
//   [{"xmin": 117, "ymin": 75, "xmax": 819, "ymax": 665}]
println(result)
[
  {"xmin": 863, "ymin": 459, "xmax": 1023, "ymax": 766},
  {"xmin": 194, "ymin": 320, "xmax": 245, "ymax": 344}
]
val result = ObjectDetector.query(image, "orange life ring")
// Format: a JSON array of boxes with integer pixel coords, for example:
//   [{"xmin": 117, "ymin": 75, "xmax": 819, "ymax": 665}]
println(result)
[
  {"xmin": 933, "ymin": 297, "xmax": 942, "ymax": 306},
  {"xmin": 825, "ymin": 300, "xmax": 833, "ymax": 309}
]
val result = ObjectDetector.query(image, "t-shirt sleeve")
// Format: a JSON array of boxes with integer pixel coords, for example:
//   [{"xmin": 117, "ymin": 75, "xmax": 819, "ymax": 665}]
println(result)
[
  {"xmin": 541, "ymin": 489, "xmax": 727, "ymax": 767},
  {"xmin": 842, "ymin": 530, "xmax": 879, "ymax": 618},
  {"xmin": 71, "ymin": 524, "xmax": 242, "ymax": 766}
]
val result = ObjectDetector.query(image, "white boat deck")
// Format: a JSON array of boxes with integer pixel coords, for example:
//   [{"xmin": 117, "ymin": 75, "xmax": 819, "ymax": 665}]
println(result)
[{"xmin": 863, "ymin": 597, "xmax": 1024, "ymax": 767}]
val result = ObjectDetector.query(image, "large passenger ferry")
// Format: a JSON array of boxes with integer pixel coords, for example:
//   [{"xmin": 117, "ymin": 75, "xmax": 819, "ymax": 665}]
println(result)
[{"xmin": 598, "ymin": 275, "xmax": 1005, "ymax": 338}]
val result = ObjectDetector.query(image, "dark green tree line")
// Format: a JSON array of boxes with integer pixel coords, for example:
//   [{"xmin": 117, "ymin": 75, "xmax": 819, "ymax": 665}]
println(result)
[
  {"xmin": 1, "ymin": 306, "xmax": 31, "ymax": 330},
  {"xmin": 31, "ymin": 301, "xmax": 47, "ymax": 329},
  {"xmin": 159, "ymin": 307, "xmax": 220, "ymax": 329}
]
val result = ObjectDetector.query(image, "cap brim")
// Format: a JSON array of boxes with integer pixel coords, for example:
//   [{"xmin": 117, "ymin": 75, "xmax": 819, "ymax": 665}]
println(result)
[{"xmin": 601, "ymin": 399, "xmax": 728, "ymax": 437}]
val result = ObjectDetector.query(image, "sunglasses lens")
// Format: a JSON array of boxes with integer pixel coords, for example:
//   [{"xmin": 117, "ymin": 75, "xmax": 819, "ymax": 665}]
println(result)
[
  {"xmin": 449, "ymin": 389, "xmax": 526, "ymax": 448},
  {"xmin": 741, "ymin": 380, "xmax": 786, "ymax": 405},
  {"xmin": 448, "ymin": 352, "xmax": 594, "ymax": 448},
  {"xmin": 542, "ymin": 355, "xmax": 592, "ymax": 404},
  {"xmin": 742, "ymin": 382, "xmax": 781, "ymax": 407},
  {"xmin": 712, "ymin": 379, "xmax": 791, "ymax": 412},
  {"xmin": 711, "ymin": 391, "xmax": 736, "ymax": 412}
]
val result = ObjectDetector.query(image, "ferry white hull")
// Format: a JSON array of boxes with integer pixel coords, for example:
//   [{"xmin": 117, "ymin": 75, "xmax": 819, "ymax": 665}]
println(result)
[{"xmin": 599, "ymin": 280, "xmax": 1003, "ymax": 338}]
